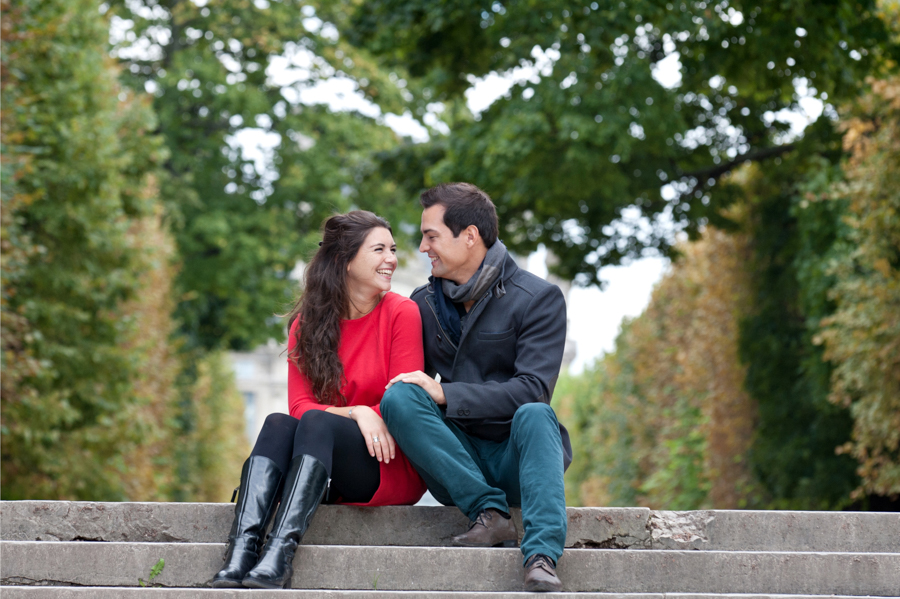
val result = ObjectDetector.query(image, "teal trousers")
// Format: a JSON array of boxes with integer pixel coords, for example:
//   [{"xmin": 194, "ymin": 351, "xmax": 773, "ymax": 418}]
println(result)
[{"xmin": 381, "ymin": 383, "xmax": 567, "ymax": 564}]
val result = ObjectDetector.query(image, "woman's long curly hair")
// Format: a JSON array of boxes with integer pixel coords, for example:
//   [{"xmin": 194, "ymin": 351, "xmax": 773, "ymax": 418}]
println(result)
[{"xmin": 287, "ymin": 211, "xmax": 392, "ymax": 405}]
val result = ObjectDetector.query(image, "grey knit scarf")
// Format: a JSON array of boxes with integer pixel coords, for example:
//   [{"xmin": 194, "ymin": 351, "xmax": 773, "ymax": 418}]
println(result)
[{"xmin": 442, "ymin": 239, "xmax": 507, "ymax": 303}]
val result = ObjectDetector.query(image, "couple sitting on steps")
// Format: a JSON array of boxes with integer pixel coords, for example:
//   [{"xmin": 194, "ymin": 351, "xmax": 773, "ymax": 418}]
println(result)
[{"xmin": 210, "ymin": 183, "xmax": 572, "ymax": 593}]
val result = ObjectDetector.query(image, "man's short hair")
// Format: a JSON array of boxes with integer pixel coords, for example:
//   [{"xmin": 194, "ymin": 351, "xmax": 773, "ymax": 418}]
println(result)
[{"xmin": 420, "ymin": 183, "xmax": 499, "ymax": 248}]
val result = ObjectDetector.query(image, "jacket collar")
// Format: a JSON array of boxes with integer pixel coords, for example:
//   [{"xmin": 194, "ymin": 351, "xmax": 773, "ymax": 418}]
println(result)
[
  {"xmin": 424, "ymin": 248, "xmax": 517, "ymax": 352},
  {"xmin": 426, "ymin": 247, "xmax": 518, "ymax": 295}
]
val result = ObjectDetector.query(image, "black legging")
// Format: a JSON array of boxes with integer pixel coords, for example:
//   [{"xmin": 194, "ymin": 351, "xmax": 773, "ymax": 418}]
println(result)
[{"xmin": 250, "ymin": 411, "xmax": 380, "ymax": 504}]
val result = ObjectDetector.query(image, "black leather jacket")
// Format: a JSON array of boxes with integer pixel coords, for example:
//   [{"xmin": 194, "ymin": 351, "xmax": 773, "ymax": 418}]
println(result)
[{"xmin": 411, "ymin": 251, "xmax": 573, "ymax": 469}]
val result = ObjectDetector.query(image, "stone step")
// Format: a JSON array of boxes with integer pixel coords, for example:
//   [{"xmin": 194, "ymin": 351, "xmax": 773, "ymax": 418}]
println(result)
[
  {"xmin": 3, "ymin": 501, "xmax": 898, "ymax": 553},
  {"xmin": 0, "ymin": 589, "xmax": 881, "ymax": 599},
  {"xmin": 2, "ymin": 541, "xmax": 898, "ymax": 595}
]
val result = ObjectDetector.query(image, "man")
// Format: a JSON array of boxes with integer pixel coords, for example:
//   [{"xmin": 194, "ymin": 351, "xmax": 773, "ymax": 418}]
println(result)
[{"xmin": 381, "ymin": 182, "xmax": 572, "ymax": 592}]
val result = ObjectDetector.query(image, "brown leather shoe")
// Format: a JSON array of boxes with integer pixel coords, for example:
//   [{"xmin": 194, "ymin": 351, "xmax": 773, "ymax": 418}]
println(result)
[
  {"xmin": 524, "ymin": 554, "xmax": 562, "ymax": 592},
  {"xmin": 450, "ymin": 508, "xmax": 518, "ymax": 547}
]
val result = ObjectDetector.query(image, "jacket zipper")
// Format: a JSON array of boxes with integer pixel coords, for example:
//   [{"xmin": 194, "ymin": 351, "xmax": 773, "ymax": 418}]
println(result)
[
  {"xmin": 460, "ymin": 290, "xmax": 492, "ymax": 337},
  {"xmin": 453, "ymin": 287, "xmax": 496, "ymax": 351},
  {"xmin": 426, "ymin": 291, "xmax": 459, "ymax": 352}
]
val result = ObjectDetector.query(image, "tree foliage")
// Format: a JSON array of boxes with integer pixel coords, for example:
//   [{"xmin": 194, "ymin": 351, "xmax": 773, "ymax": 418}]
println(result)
[
  {"xmin": 329, "ymin": 0, "xmax": 899, "ymax": 283},
  {"xmin": 559, "ymin": 226, "xmax": 760, "ymax": 509},
  {"xmin": 559, "ymin": 84, "xmax": 900, "ymax": 509},
  {"xmin": 2, "ymin": 0, "xmax": 248, "ymax": 501},
  {"xmin": 561, "ymin": 81, "xmax": 898, "ymax": 509},
  {"xmin": 1, "ymin": 0, "xmax": 164, "ymax": 499},
  {"xmin": 554, "ymin": 331, "xmax": 642, "ymax": 508},
  {"xmin": 108, "ymin": 0, "xmax": 410, "ymax": 350},
  {"xmin": 737, "ymin": 152, "xmax": 860, "ymax": 509},
  {"xmin": 4, "ymin": 0, "xmax": 896, "ymax": 508},
  {"xmin": 178, "ymin": 350, "xmax": 250, "ymax": 502},
  {"xmin": 817, "ymin": 77, "xmax": 900, "ymax": 497},
  {"xmin": 99, "ymin": 0, "xmax": 418, "ymax": 498}
]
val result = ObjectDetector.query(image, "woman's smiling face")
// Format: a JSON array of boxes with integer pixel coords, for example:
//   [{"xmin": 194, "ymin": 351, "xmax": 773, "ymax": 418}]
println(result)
[{"xmin": 346, "ymin": 226, "xmax": 397, "ymax": 297}]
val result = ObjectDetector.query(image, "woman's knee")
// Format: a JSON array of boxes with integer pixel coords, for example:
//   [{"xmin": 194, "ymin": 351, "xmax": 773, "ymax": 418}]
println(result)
[
  {"xmin": 251, "ymin": 413, "xmax": 299, "ymax": 463},
  {"xmin": 293, "ymin": 410, "xmax": 339, "ymax": 453},
  {"xmin": 260, "ymin": 412, "xmax": 298, "ymax": 434},
  {"xmin": 295, "ymin": 409, "xmax": 331, "ymax": 435}
]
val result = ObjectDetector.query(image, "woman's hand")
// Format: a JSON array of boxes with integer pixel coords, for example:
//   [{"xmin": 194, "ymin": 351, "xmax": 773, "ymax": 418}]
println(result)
[{"xmin": 349, "ymin": 405, "xmax": 396, "ymax": 464}]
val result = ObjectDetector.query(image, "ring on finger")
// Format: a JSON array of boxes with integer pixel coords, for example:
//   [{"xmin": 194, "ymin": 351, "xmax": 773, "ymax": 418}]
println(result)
[{"xmin": 373, "ymin": 435, "xmax": 380, "ymax": 443}]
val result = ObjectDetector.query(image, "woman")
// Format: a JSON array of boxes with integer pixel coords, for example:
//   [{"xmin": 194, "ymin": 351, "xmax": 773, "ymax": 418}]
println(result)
[{"xmin": 212, "ymin": 211, "xmax": 426, "ymax": 590}]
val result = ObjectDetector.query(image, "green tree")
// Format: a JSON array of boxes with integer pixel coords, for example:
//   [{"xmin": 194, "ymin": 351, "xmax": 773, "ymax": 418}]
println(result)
[
  {"xmin": 2, "ymin": 0, "xmax": 249, "ymax": 502},
  {"xmin": 817, "ymin": 76, "xmax": 900, "ymax": 498},
  {"xmin": 555, "ymin": 330, "xmax": 642, "ymax": 508},
  {"xmin": 560, "ymin": 102, "xmax": 892, "ymax": 510},
  {"xmin": 558, "ymin": 225, "xmax": 759, "ymax": 509},
  {"xmin": 108, "ymin": 0, "xmax": 412, "ymax": 351},
  {"xmin": 106, "ymin": 0, "xmax": 421, "ymax": 499},
  {"xmin": 116, "ymin": 211, "xmax": 184, "ymax": 500},
  {"xmin": 336, "ymin": 0, "xmax": 897, "ymax": 509},
  {"xmin": 1, "ymin": 0, "xmax": 165, "ymax": 499},
  {"xmin": 179, "ymin": 350, "xmax": 250, "ymax": 502},
  {"xmin": 736, "ymin": 146, "xmax": 861, "ymax": 509},
  {"xmin": 329, "ymin": 0, "xmax": 898, "ymax": 283}
]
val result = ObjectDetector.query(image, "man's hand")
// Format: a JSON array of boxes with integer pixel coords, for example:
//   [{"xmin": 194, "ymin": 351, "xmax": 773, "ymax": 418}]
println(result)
[{"xmin": 386, "ymin": 371, "xmax": 446, "ymax": 405}]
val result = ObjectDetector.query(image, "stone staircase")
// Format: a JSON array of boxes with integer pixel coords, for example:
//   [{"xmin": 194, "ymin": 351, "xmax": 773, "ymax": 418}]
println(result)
[{"xmin": 1, "ymin": 501, "xmax": 898, "ymax": 597}]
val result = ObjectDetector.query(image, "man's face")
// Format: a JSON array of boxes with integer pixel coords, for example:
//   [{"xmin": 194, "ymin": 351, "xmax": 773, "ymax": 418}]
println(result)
[{"xmin": 419, "ymin": 204, "xmax": 471, "ymax": 284}]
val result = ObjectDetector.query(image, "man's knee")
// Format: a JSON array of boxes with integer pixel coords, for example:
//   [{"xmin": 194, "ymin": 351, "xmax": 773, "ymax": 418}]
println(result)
[
  {"xmin": 511, "ymin": 403, "xmax": 559, "ymax": 437},
  {"xmin": 380, "ymin": 382, "xmax": 432, "ymax": 426}
]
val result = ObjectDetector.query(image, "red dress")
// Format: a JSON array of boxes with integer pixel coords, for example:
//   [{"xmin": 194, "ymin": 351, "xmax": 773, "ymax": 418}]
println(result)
[{"xmin": 287, "ymin": 291, "xmax": 426, "ymax": 506}]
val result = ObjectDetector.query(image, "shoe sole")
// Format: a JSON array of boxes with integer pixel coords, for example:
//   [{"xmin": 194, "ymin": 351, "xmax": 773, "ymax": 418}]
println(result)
[
  {"xmin": 451, "ymin": 539, "xmax": 518, "ymax": 548},
  {"xmin": 524, "ymin": 580, "xmax": 563, "ymax": 592},
  {"xmin": 209, "ymin": 577, "xmax": 244, "ymax": 588},
  {"xmin": 242, "ymin": 577, "xmax": 290, "ymax": 590}
]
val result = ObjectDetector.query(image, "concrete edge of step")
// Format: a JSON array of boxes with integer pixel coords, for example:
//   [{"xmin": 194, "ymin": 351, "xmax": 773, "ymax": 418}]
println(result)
[
  {"xmin": 2, "ymin": 501, "xmax": 899, "ymax": 553},
  {"xmin": 0, "ymin": 587, "xmax": 890, "ymax": 599},
  {"xmin": 1, "ymin": 541, "xmax": 899, "ymax": 595}
]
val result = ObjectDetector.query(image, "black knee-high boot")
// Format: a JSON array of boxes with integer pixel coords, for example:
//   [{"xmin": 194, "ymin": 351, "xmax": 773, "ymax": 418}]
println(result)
[
  {"xmin": 210, "ymin": 456, "xmax": 283, "ymax": 588},
  {"xmin": 242, "ymin": 454, "xmax": 328, "ymax": 589}
]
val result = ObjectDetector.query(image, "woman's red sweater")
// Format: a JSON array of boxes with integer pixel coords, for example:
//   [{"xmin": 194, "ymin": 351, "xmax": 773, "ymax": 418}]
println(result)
[{"xmin": 287, "ymin": 292, "xmax": 426, "ymax": 506}]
